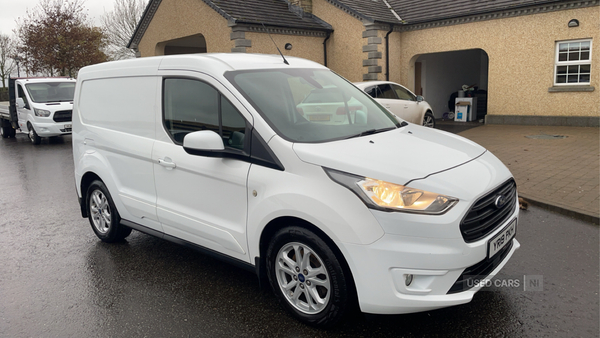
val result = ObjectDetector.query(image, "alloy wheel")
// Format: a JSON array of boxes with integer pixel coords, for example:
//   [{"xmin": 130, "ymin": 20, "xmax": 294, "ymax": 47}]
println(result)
[
  {"xmin": 90, "ymin": 190, "xmax": 111, "ymax": 234},
  {"xmin": 275, "ymin": 242, "xmax": 331, "ymax": 314}
]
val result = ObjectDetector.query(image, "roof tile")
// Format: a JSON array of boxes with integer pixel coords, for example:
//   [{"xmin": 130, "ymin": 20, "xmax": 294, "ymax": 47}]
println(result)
[{"xmin": 208, "ymin": 0, "xmax": 332, "ymax": 30}]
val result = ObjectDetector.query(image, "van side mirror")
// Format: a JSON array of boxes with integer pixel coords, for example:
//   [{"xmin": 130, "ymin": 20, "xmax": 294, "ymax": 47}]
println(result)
[
  {"xmin": 416, "ymin": 95, "xmax": 424, "ymax": 102},
  {"xmin": 183, "ymin": 130, "xmax": 224, "ymax": 152},
  {"xmin": 16, "ymin": 98, "xmax": 26, "ymax": 109}
]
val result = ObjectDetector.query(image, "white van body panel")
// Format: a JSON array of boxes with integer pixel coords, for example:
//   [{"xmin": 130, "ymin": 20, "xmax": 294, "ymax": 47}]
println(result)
[
  {"xmin": 73, "ymin": 54, "xmax": 519, "ymax": 319},
  {"xmin": 74, "ymin": 66, "xmax": 162, "ymax": 233}
]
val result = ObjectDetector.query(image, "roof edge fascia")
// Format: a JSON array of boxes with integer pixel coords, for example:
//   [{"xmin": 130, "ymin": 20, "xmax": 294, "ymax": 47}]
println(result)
[
  {"xmin": 396, "ymin": 0, "xmax": 599, "ymax": 32},
  {"xmin": 128, "ymin": 0, "xmax": 233, "ymax": 49},
  {"xmin": 127, "ymin": 0, "xmax": 163, "ymax": 49}
]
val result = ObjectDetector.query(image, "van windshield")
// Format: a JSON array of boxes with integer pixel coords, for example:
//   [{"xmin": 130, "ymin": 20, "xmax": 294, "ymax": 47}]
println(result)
[
  {"xmin": 225, "ymin": 69, "xmax": 400, "ymax": 143},
  {"xmin": 25, "ymin": 82, "xmax": 75, "ymax": 103}
]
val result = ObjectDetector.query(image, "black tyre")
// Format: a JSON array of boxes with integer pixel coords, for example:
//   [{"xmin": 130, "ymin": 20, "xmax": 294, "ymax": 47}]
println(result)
[
  {"xmin": 86, "ymin": 180, "xmax": 132, "ymax": 242},
  {"xmin": 422, "ymin": 111, "xmax": 436, "ymax": 128},
  {"xmin": 266, "ymin": 226, "xmax": 350, "ymax": 328},
  {"xmin": 27, "ymin": 123, "xmax": 41, "ymax": 145},
  {"xmin": 0, "ymin": 119, "xmax": 9, "ymax": 138}
]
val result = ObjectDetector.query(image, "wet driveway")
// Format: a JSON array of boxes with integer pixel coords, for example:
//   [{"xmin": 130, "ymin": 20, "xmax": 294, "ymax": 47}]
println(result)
[{"xmin": 1, "ymin": 133, "xmax": 598, "ymax": 337}]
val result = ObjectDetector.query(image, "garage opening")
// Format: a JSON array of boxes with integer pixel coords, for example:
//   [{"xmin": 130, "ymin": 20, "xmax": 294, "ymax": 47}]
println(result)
[
  {"xmin": 414, "ymin": 49, "xmax": 489, "ymax": 122},
  {"xmin": 156, "ymin": 34, "xmax": 207, "ymax": 56}
]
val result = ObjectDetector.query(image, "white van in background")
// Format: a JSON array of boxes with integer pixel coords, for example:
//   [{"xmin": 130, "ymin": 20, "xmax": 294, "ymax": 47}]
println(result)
[
  {"xmin": 73, "ymin": 54, "xmax": 519, "ymax": 327},
  {"xmin": 0, "ymin": 77, "xmax": 76, "ymax": 144}
]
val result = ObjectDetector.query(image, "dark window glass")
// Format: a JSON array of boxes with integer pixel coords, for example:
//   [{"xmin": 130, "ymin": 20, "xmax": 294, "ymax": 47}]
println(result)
[
  {"xmin": 581, "ymin": 51, "xmax": 590, "ymax": 60},
  {"xmin": 378, "ymin": 84, "xmax": 397, "ymax": 99},
  {"xmin": 558, "ymin": 53, "xmax": 567, "ymax": 62},
  {"xmin": 392, "ymin": 84, "xmax": 416, "ymax": 101},
  {"xmin": 17, "ymin": 85, "xmax": 29, "ymax": 107},
  {"xmin": 580, "ymin": 74, "xmax": 590, "ymax": 83},
  {"xmin": 580, "ymin": 65, "xmax": 591, "ymax": 73},
  {"xmin": 568, "ymin": 65, "xmax": 580, "ymax": 74},
  {"xmin": 163, "ymin": 78, "xmax": 219, "ymax": 144},
  {"xmin": 221, "ymin": 96, "xmax": 246, "ymax": 150},
  {"xmin": 556, "ymin": 66, "xmax": 568, "ymax": 74},
  {"xmin": 163, "ymin": 78, "xmax": 248, "ymax": 148},
  {"xmin": 365, "ymin": 86, "xmax": 379, "ymax": 98}
]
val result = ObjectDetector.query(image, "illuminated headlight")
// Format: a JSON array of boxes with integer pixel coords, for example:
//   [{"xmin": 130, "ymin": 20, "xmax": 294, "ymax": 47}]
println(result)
[
  {"xmin": 324, "ymin": 168, "xmax": 458, "ymax": 215},
  {"xmin": 34, "ymin": 108, "xmax": 51, "ymax": 117}
]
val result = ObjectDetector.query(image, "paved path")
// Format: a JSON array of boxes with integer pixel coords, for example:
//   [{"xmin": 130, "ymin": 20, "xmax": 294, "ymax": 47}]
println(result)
[{"xmin": 457, "ymin": 125, "xmax": 599, "ymax": 222}]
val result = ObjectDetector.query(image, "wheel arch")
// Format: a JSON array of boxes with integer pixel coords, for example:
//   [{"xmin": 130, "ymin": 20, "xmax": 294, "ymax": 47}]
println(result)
[
  {"xmin": 257, "ymin": 216, "xmax": 358, "ymax": 305},
  {"xmin": 79, "ymin": 171, "xmax": 103, "ymax": 218}
]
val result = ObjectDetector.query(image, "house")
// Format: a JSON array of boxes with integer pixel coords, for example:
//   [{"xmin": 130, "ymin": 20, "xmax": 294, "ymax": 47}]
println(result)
[{"xmin": 128, "ymin": 0, "xmax": 599, "ymax": 126}]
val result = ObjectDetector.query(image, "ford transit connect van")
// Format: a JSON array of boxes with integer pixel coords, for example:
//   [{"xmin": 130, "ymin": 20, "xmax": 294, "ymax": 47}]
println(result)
[{"xmin": 73, "ymin": 54, "xmax": 519, "ymax": 327}]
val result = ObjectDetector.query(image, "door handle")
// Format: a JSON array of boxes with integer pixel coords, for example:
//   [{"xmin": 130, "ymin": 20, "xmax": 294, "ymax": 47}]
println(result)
[{"xmin": 158, "ymin": 157, "xmax": 176, "ymax": 169}]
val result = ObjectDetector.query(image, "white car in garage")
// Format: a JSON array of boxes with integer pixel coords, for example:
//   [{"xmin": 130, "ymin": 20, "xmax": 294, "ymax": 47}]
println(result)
[{"xmin": 354, "ymin": 81, "xmax": 436, "ymax": 128}]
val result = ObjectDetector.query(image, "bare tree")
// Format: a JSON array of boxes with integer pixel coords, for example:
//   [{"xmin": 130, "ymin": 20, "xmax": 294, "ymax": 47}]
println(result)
[
  {"xmin": 102, "ymin": 0, "xmax": 147, "ymax": 60},
  {"xmin": 0, "ymin": 33, "xmax": 17, "ymax": 87}
]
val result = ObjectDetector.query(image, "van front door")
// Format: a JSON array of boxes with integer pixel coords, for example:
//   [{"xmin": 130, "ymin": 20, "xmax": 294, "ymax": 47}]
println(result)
[
  {"xmin": 16, "ymin": 84, "xmax": 30, "ymax": 132},
  {"xmin": 153, "ymin": 76, "xmax": 251, "ymax": 262}
]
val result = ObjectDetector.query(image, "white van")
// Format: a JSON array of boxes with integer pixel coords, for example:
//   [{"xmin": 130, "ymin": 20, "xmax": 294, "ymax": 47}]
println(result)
[
  {"xmin": 0, "ymin": 77, "xmax": 76, "ymax": 144},
  {"xmin": 73, "ymin": 54, "xmax": 519, "ymax": 327}
]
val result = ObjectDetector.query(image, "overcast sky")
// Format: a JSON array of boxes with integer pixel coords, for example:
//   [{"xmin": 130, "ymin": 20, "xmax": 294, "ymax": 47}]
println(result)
[{"xmin": 0, "ymin": 0, "xmax": 117, "ymax": 37}]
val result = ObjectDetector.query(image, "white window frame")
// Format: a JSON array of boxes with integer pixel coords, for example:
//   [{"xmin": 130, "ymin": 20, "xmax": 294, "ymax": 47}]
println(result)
[{"xmin": 554, "ymin": 39, "xmax": 592, "ymax": 86}]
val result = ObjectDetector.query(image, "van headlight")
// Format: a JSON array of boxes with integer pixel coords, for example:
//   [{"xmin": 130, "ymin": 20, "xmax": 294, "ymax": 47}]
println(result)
[
  {"xmin": 34, "ymin": 108, "xmax": 51, "ymax": 117},
  {"xmin": 324, "ymin": 168, "xmax": 458, "ymax": 214}
]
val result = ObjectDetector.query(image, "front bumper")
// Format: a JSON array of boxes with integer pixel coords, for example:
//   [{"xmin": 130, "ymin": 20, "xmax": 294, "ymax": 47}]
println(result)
[
  {"xmin": 31, "ymin": 121, "xmax": 72, "ymax": 136},
  {"xmin": 341, "ymin": 189, "xmax": 520, "ymax": 315}
]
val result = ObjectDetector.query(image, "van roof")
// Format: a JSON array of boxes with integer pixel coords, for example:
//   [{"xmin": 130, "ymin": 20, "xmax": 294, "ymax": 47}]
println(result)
[
  {"xmin": 16, "ymin": 77, "xmax": 76, "ymax": 83},
  {"xmin": 78, "ymin": 53, "xmax": 327, "ymax": 81}
]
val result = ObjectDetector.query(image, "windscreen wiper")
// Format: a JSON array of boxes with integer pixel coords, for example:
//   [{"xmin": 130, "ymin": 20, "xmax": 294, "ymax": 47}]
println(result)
[{"xmin": 347, "ymin": 126, "xmax": 397, "ymax": 139}]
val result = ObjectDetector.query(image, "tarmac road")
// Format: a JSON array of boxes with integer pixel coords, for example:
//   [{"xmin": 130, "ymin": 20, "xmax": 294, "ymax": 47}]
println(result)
[{"xmin": 1, "ymin": 133, "xmax": 598, "ymax": 337}]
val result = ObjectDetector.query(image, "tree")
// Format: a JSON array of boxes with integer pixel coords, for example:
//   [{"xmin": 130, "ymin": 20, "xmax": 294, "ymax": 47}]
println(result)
[
  {"xmin": 0, "ymin": 34, "xmax": 17, "ymax": 87},
  {"xmin": 102, "ymin": 0, "xmax": 147, "ymax": 60},
  {"xmin": 15, "ymin": 0, "xmax": 108, "ymax": 77}
]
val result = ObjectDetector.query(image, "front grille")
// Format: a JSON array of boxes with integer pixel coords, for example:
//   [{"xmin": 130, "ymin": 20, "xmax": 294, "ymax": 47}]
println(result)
[
  {"xmin": 447, "ymin": 240, "xmax": 513, "ymax": 294},
  {"xmin": 53, "ymin": 110, "xmax": 72, "ymax": 122},
  {"xmin": 460, "ymin": 179, "xmax": 517, "ymax": 243}
]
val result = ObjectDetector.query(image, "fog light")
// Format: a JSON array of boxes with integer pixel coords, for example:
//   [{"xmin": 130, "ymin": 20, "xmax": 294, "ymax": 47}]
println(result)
[{"xmin": 405, "ymin": 274, "xmax": 413, "ymax": 286}]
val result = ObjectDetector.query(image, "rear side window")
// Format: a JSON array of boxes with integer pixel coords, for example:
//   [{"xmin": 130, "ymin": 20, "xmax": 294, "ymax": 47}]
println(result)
[
  {"xmin": 163, "ymin": 78, "xmax": 247, "ymax": 149},
  {"xmin": 378, "ymin": 84, "xmax": 397, "ymax": 99},
  {"xmin": 365, "ymin": 86, "xmax": 381, "ymax": 98},
  {"xmin": 392, "ymin": 84, "xmax": 416, "ymax": 101}
]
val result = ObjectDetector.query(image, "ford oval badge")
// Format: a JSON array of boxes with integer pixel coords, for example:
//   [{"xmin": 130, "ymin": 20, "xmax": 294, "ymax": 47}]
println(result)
[{"xmin": 494, "ymin": 195, "xmax": 507, "ymax": 208}]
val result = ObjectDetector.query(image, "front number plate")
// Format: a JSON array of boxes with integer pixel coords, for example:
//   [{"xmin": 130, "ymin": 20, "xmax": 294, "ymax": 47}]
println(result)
[
  {"xmin": 488, "ymin": 219, "xmax": 517, "ymax": 258},
  {"xmin": 64, "ymin": 124, "xmax": 72, "ymax": 129}
]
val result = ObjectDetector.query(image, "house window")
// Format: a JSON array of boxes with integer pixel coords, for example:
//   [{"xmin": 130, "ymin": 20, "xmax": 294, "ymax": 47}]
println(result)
[{"xmin": 555, "ymin": 39, "xmax": 592, "ymax": 85}]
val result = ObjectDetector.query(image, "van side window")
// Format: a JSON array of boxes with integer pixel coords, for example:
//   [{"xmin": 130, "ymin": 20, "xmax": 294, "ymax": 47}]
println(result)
[
  {"xmin": 18, "ymin": 85, "xmax": 29, "ymax": 108},
  {"xmin": 163, "ymin": 78, "xmax": 247, "ymax": 149},
  {"xmin": 163, "ymin": 78, "xmax": 219, "ymax": 143},
  {"xmin": 221, "ymin": 96, "xmax": 246, "ymax": 150}
]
